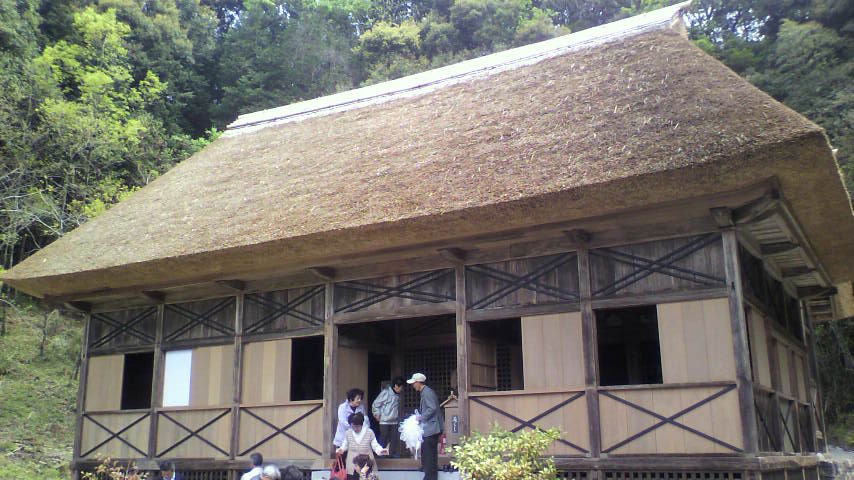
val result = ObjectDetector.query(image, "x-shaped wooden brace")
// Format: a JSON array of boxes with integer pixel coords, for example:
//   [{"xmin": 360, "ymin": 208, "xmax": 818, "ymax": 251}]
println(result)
[
  {"xmin": 239, "ymin": 403, "xmax": 324, "ymax": 456},
  {"xmin": 164, "ymin": 298, "xmax": 235, "ymax": 342},
  {"xmin": 335, "ymin": 269, "xmax": 454, "ymax": 313},
  {"xmin": 779, "ymin": 400, "xmax": 797, "ymax": 450},
  {"xmin": 467, "ymin": 253, "xmax": 578, "ymax": 310},
  {"xmin": 591, "ymin": 234, "xmax": 724, "ymax": 298},
  {"xmin": 244, "ymin": 286, "xmax": 324, "ymax": 334},
  {"xmin": 470, "ymin": 392, "xmax": 588, "ymax": 454},
  {"xmin": 81, "ymin": 412, "xmax": 150, "ymax": 458},
  {"xmin": 89, "ymin": 308, "xmax": 156, "ymax": 350},
  {"xmin": 600, "ymin": 384, "xmax": 742, "ymax": 453},
  {"xmin": 157, "ymin": 409, "xmax": 231, "ymax": 457},
  {"xmin": 754, "ymin": 398, "xmax": 780, "ymax": 451}
]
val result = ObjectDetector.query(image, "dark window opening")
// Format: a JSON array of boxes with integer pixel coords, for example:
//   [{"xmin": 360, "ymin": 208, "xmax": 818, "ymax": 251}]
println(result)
[
  {"xmin": 121, "ymin": 352, "xmax": 154, "ymax": 410},
  {"xmin": 291, "ymin": 336, "xmax": 324, "ymax": 400},
  {"xmin": 470, "ymin": 318, "xmax": 523, "ymax": 392},
  {"xmin": 596, "ymin": 306, "xmax": 662, "ymax": 386}
]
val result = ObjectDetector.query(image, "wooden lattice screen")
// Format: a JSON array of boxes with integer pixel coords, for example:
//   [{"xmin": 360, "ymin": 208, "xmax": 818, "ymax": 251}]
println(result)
[{"xmin": 402, "ymin": 346, "xmax": 456, "ymax": 415}]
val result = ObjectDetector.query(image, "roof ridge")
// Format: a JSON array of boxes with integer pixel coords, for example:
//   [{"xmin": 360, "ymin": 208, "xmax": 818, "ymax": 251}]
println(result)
[{"xmin": 225, "ymin": 1, "xmax": 690, "ymax": 135}]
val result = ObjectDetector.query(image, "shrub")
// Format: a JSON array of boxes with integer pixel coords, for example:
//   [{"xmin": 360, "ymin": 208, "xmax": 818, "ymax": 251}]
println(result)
[{"xmin": 451, "ymin": 425, "xmax": 561, "ymax": 480}]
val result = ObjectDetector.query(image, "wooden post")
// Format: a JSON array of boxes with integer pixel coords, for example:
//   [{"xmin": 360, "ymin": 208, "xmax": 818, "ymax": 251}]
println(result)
[
  {"xmin": 72, "ymin": 314, "xmax": 91, "ymax": 479},
  {"xmin": 322, "ymin": 281, "xmax": 338, "ymax": 459},
  {"xmin": 230, "ymin": 294, "xmax": 244, "ymax": 459},
  {"xmin": 765, "ymin": 316, "xmax": 784, "ymax": 452},
  {"xmin": 802, "ymin": 303, "xmax": 826, "ymax": 452},
  {"xmin": 455, "ymin": 265, "xmax": 471, "ymax": 437},
  {"xmin": 148, "ymin": 305, "xmax": 165, "ymax": 458},
  {"xmin": 577, "ymin": 246, "xmax": 601, "ymax": 459},
  {"xmin": 721, "ymin": 229, "xmax": 760, "ymax": 454}
]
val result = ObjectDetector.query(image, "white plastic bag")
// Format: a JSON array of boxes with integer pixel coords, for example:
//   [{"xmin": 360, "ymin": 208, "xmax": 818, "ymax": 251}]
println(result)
[{"xmin": 399, "ymin": 412, "xmax": 423, "ymax": 458}]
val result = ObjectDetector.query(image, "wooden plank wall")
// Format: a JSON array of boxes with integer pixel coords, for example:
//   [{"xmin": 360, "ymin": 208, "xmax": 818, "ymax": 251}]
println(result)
[
  {"xmin": 590, "ymin": 235, "xmax": 725, "ymax": 299},
  {"xmin": 243, "ymin": 286, "xmax": 325, "ymax": 335},
  {"xmin": 189, "ymin": 345, "xmax": 235, "ymax": 407},
  {"xmin": 237, "ymin": 402, "xmax": 323, "ymax": 459},
  {"xmin": 89, "ymin": 307, "xmax": 157, "ymax": 351},
  {"xmin": 85, "ymin": 355, "xmax": 124, "ymax": 411},
  {"xmin": 156, "ymin": 408, "xmax": 232, "ymax": 458},
  {"xmin": 469, "ymin": 391, "xmax": 589, "ymax": 456},
  {"xmin": 747, "ymin": 308, "xmax": 773, "ymax": 388},
  {"xmin": 599, "ymin": 385, "xmax": 743, "ymax": 454},
  {"xmin": 163, "ymin": 297, "xmax": 236, "ymax": 342},
  {"xmin": 80, "ymin": 412, "xmax": 150, "ymax": 458},
  {"xmin": 336, "ymin": 346, "xmax": 368, "ymax": 406},
  {"xmin": 242, "ymin": 339, "xmax": 292, "ymax": 404},
  {"xmin": 521, "ymin": 312, "xmax": 584, "ymax": 389},
  {"xmin": 469, "ymin": 337, "xmax": 497, "ymax": 392},
  {"xmin": 657, "ymin": 299, "xmax": 736, "ymax": 383},
  {"xmin": 334, "ymin": 269, "xmax": 454, "ymax": 315},
  {"xmin": 466, "ymin": 253, "xmax": 579, "ymax": 310}
]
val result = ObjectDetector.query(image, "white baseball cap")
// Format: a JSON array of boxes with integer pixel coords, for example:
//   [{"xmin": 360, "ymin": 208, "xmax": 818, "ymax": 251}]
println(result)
[{"xmin": 406, "ymin": 373, "xmax": 427, "ymax": 384}]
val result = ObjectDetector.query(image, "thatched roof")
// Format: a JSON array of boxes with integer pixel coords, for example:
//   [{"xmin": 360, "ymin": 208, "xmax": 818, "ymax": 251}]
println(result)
[{"xmin": 5, "ymin": 3, "xmax": 854, "ymax": 300}]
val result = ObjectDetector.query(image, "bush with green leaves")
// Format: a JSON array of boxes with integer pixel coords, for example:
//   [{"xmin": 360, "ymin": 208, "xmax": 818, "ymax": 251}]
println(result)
[{"xmin": 451, "ymin": 425, "xmax": 561, "ymax": 480}]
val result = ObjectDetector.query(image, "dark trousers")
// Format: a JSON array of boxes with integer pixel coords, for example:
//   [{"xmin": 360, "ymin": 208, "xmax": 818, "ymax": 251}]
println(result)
[
  {"xmin": 421, "ymin": 433, "xmax": 440, "ymax": 480},
  {"xmin": 378, "ymin": 424, "xmax": 399, "ymax": 456}
]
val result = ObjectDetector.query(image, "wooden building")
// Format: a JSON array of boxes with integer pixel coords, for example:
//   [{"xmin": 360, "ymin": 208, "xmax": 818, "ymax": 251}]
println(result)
[{"xmin": 4, "ymin": 3, "xmax": 854, "ymax": 480}]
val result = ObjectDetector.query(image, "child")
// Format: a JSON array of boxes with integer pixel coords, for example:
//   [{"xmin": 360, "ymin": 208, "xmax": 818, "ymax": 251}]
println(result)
[{"xmin": 351, "ymin": 455, "xmax": 379, "ymax": 480}]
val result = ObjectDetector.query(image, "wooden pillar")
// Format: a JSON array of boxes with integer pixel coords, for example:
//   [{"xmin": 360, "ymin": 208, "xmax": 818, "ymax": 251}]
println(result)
[
  {"xmin": 455, "ymin": 265, "xmax": 471, "ymax": 437},
  {"xmin": 765, "ymin": 316, "xmax": 784, "ymax": 452},
  {"xmin": 148, "ymin": 305, "xmax": 165, "ymax": 458},
  {"xmin": 721, "ymin": 229, "xmax": 760, "ymax": 454},
  {"xmin": 802, "ymin": 303, "xmax": 826, "ymax": 452},
  {"xmin": 72, "ymin": 314, "xmax": 91, "ymax": 479},
  {"xmin": 230, "ymin": 295, "xmax": 244, "ymax": 459},
  {"xmin": 577, "ymin": 247, "xmax": 601, "ymax": 458},
  {"xmin": 322, "ymin": 281, "xmax": 338, "ymax": 459}
]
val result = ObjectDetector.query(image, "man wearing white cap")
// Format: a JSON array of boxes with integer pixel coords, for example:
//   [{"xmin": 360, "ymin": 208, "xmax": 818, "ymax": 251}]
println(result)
[{"xmin": 407, "ymin": 373, "xmax": 442, "ymax": 480}]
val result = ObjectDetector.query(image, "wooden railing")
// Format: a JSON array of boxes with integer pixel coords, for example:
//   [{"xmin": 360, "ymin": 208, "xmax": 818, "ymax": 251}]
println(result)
[
  {"xmin": 237, "ymin": 400, "xmax": 324, "ymax": 459},
  {"xmin": 80, "ymin": 409, "xmax": 151, "ymax": 459},
  {"xmin": 468, "ymin": 389, "xmax": 589, "ymax": 456},
  {"xmin": 598, "ymin": 382, "xmax": 742, "ymax": 455},
  {"xmin": 156, "ymin": 406, "xmax": 233, "ymax": 458}
]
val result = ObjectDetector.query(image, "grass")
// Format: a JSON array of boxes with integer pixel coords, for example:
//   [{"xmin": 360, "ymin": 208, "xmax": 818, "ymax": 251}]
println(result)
[{"xmin": 0, "ymin": 304, "xmax": 82, "ymax": 479}]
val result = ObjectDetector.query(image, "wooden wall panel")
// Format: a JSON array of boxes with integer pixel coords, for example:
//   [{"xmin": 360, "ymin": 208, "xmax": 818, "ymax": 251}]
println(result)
[
  {"xmin": 242, "ymin": 339, "xmax": 292, "ymax": 404},
  {"xmin": 334, "ymin": 269, "xmax": 454, "ymax": 314},
  {"xmin": 190, "ymin": 345, "xmax": 234, "ymax": 407},
  {"xmin": 80, "ymin": 412, "xmax": 150, "ymax": 459},
  {"xmin": 777, "ymin": 344, "xmax": 793, "ymax": 398},
  {"xmin": 336, "ymin": 347, "xmax": 368, "ymax": 406},
  {"xmin": 163, "ymin": 297, "xmax": 236, "ymax": 343},
  {"xmin": 469, "ymin": 338, "xmax": 496, "ymax": 392},
  {"xmin": 469, "ymin": 391, "xmax": 588, "ymax": 456},
  {"xmin": 243, "ymin": 286, "xmax": 325, "ymax": 335},
  {"xmin": 795, "ymin": 353, "xmax": 807, "ymax": 403},
  {"xmin": 747, "ymin": 309, "xmax": 772, "ymax": 388},
  {"xmin": 237, "ymin": 402, "xmax": 324, "ymax": 459},
  {"xmin": 521, "ymin": 312, "xmax": 584, "ymax": 389},
  {"xmin": 590, "ymin": 234, "xmax": 725, "ymax": 299},
  {"xmin": 156, "ymin": 409, "xmax": 231, "ymax": 458},
  {"xmin": 466, "ymin": 253, "xmax": 579, "ymax": 310},
  {"xmin": 85, "ymin": 355, "xmax": 124, "ymax": 411},
  {"xmin": 89, "ymin": 307, "xmax": 157, "ymax": 351},
  {"xmin": 599, "ymin": 385, "xmax": 742, "ymax": 454},
  {"xmin": 657, "ymin": 299, "xmax": 736, "ymax": 383}
]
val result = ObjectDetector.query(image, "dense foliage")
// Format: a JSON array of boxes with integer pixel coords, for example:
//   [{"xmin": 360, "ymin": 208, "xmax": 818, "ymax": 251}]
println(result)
[
  {"xmin": 815, "ymin": 318, "xmax": 854, "ymax": 448},
  {"xmin": 451, "ymin": 426, "xmax": 561, "ymax": 480}
]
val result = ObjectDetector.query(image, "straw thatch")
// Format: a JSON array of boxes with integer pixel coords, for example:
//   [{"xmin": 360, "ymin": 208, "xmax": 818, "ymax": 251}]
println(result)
[{"xmin": 5, "ymin": 7, "xmax": 854, "ymax": 299}]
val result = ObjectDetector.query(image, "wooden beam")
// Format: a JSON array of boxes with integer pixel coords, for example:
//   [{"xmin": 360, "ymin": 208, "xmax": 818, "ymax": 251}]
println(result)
[
  {"xmin": 66, "ymin": 301, "xmax": 92, "ymax": 313},
  {"xmin": 216, "ymin": 279, "xmax": 247, "ymax": 292},
  {"xmin": 721, "ymin": 229, "xmax": 760, "ymax": 454},
  {"xmin": 577, "ymin": 246, "xmax": 601, "ymax": 458},
  {"xmin": 455, "ymin": 265, "xmax": 471, "ymax": 438},
  {"xmin": 230, "ymin": 294, "xmax": 244, "ymax": 459},
  {"xmin": 307, "ymin": 267, "xmax": 336, "ymax": 282},
  {"xmin": 797, "ymin": 286, "xmax": 837, "ymax": 299},
  {"xmin": 761, "ymin": 242, "xmax": 800, "ymax": 256},
  {"xmin": 71, "ymin": 314, "xmax": 91, "ymax": 476},
  {"xmin": 141, "ymin": 290, "xmax": 166, "ymax": 302},
  {"xmin": 731, "ymin": 188, "xmax": 780, "ymax": 224},
  {"xmin": 710, "ymin": 207, "xmax": 735, "ymax": 228},
  {"xmin": 148, "ymin": 304, "xmax": 165, "ymax": 458},
  {"xmin": 321, "ymin": 281, "xmax": 337, "ymax": 459},
  {"xmin": 563, "ymin": 229, "xmax": 591, "ymax": 248},
  {"xmin": 437, "ymin": 247, "xmax": 467, "ymax": 264},
  {"xmin": 782, "ymin": 266, "xmax": 816, "ymax": 278}
]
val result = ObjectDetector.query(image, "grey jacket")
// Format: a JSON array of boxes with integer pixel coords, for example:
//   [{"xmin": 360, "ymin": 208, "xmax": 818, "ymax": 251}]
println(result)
[
  {"xmin": 371, "ymin": 386, "xmax": 400, "ymax": 424},
  {"xmin": 419, "ymin": 385, "xmax": 443, "ymax": 437}
]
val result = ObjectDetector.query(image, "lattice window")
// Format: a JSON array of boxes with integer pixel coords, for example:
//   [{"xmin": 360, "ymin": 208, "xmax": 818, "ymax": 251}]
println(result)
[
  {"xmin": 403, "ymin": 346, "xmax": 456, "ymax": 415},
  {"xmin": 557, "ymin": 471, "xmax": 588, "ymax": 480},
  {"xmin": 178, "ymin": 470, "xmax": 231, "ymax": 480},
  {"xmin": 496, "ymin": 343, "xmax": 512, "ymax": 391},
  {"xmin": 739, "ymin": 246, "xmax": 803, "ymax": 341}
]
